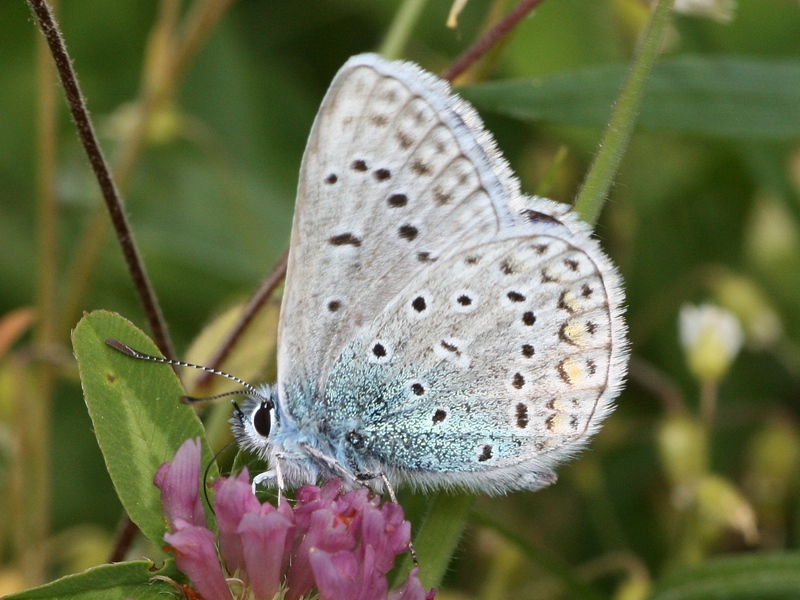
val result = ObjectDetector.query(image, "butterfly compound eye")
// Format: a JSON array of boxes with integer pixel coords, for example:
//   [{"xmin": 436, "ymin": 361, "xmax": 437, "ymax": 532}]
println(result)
[{"xmin": 253, "ymin": 402, "xmax": 272, "ymax": 437}]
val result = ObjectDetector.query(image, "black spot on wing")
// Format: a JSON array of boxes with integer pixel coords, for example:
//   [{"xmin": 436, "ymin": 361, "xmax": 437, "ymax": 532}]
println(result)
[
  {"xmin": 398, "ymin": 224, "xmax": 419, "ymax": 241},
  {"xmin": 521, "ymin": 209, "xmax": 563, "ymax": 225},
  {"xmin": 328, "ymin": 233, "xmax": 362, "ymax": 247},
  {"xmin": 516, "ymin": 403, "xmax": 529, "ymax": 428},
  {"xmin": 374, "ymin": 168, "xmax": 391, "ymax": 181},
  {"xmin": 387, "ymin": 193, "xmax": 408, "ymax": 207}
]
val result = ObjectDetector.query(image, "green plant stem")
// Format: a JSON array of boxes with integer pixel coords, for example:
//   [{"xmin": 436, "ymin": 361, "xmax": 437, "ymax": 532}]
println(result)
[
  {"xmin": 9, "ymin": 359, "xmax": 43, "ymax": 587},
  {"xmin": 379, "ymin": 0, "xmax": 429, "ymax": 60},
  {"xmin": 18, "ymin": 7, "xmax": 61, "ymax": 586},
  {"xmin": 700, "ymin": 380, "xmax": 718, "ymax": 426},
  {"xmin": 573, "ymin": 0, "xmax": 673, "ymax": 226},
  {"xmin": 395, "ymin": 492, "xmax": 474, "ymax": 590}
]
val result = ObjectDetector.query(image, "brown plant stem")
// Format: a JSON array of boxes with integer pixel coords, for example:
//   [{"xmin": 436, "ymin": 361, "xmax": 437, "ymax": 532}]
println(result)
[
  {"xmin": 27, "ymin": 0, "xmax": 175, "ymax": 359},
  {"xmin": 629, "ymin": 356, "xmax": 687, "ymax": 414},
  {"xmin": 108, "ymin": 518, "xmax": 141, "ymax": 564},
  {"xmin": 441, "ymin": 0, "xmax": 545, "ymax": 82},
  {"xmin": 449, "ymin": 0, "xmax": 512, "ymax": 86}
]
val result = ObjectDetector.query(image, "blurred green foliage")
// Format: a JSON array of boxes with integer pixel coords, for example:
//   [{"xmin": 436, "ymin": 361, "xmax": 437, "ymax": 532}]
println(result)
[{"xmin": 2, "ymin": 0, "xmax": 800, "ymax": 598}]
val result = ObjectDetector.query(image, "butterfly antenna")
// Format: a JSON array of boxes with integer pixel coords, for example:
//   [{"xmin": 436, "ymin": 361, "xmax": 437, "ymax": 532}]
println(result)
[
  {"xmin": 105, "ymin": 338, "xmax": 265, "ymax": 399},
  {"xmin": 181, "ymin": 389, "xmax": 260, "ymax": 405}
]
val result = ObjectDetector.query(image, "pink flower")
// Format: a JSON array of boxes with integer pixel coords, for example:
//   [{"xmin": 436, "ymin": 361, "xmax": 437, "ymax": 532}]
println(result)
[
  {"xmin": 154, "ymin": 437, "xmax": 206, "ymax": 529},
  {"xmin": 155, "ymin": 439, "xmax": 434, "ymax": 600},
  {"xmin": 164, "ymin": 525, "xmax": 231, "ymax": 600}
]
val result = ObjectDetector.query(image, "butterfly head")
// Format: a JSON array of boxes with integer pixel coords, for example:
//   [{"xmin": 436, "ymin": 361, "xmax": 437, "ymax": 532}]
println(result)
[
  {"xmin": 229, "ymin": 385, "xmax": 348, "ymax": 489},
  {"xmin": 229, "ymin": 384, "xmax": 280, "ymax": 459}
]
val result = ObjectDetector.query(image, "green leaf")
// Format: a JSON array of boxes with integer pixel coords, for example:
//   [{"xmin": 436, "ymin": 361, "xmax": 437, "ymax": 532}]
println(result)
[
  {"xmin": 4, "ymin": 559, "xmax": 182, "ymax": 599},
  {"xmin": 71, "ymin": 310, "xmax": 216, "ymax": 546},
  {"xmin": 651, "ymin": 552, "xmax": 800, "ymax": 599},
  {"xmin": 461, "ymin": 56, "xmax": 800, "ymax": 140}
]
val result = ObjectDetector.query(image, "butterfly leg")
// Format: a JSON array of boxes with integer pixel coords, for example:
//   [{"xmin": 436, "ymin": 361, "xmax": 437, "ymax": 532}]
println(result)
[
  {"xmin": 354, "ymin": 471, "xmax": 398, "ymax": 502},
  {"xmin": 251, "ymin": 457, "xmax": 286, "ymax": 502},
  {"xmin": 299, "ymin": 443, "xmax": 362, "ymax": 489},
  {"xmin": 251, "ymin": 470, "xmax": 276, "ymax": 493}
]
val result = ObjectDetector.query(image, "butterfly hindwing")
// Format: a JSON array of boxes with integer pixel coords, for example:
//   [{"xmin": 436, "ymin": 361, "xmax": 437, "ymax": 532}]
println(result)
[{"xmin": 322, "ymin": 217, "xmax": 626, "ymax": 492}]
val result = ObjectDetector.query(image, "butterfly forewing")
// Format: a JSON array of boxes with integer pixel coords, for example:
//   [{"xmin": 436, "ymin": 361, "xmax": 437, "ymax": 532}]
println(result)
[{"xmin": 278, "ymin": 55, "xmax": 524, "ymax": 401}]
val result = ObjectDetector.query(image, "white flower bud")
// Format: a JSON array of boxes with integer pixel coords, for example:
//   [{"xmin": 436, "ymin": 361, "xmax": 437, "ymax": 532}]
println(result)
[
  {"xmin": 673, "ymin": 0, "xmax": 736, "ymax": 22},
  {"xmin": 679, "ymin": 304, "xmax": 744, "ymax": 384}
]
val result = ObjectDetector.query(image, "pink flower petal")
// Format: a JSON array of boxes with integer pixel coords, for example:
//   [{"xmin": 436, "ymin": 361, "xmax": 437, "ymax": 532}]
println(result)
[
  {"xmin": 309, "ymin": 536, "xmax": 389, "ymax": 600},
  {"xmin": 320, "ymin": 478, "xmax": 344, "ymax": 501},
  {"xmin": 286, "ymin": 508, "xmax": 353, "ymax": 600},
  {"xmin": 389, "ymin": 568, "xmax": 435, "ymax": 600},
  {"xmin": 154, "ymin": 438, "xmax": 206, "ymax": 529},
  {"xmin": 238, "ymin": 509, "xmax": 294, "ymax": 599},
  {"xmin": 213, "ymin": 467, "xmax": 259, "ymax": 575},
  {"xmin": 359, "ymin": 504, "xmax": 395, "ymax": 573},
  {"xmin": 381, "ymin": 503, "xmax": 412, "ymax": 554},
  {"xmin": 309, "ymin": 548, "xmax": 358, "ymax": 600},
  {"xmin": 165, "ymin": 525, "xmax": 231, "ymax": 600},
  {"xmin": 354, "ymin": 544, "xmax": 390, "ymax": 600}
]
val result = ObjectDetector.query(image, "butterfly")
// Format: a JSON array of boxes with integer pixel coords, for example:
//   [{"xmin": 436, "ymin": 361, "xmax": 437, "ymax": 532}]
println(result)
[{"xmin": 223, "ymin": 53, "xmax": 628, "ymax": 496}]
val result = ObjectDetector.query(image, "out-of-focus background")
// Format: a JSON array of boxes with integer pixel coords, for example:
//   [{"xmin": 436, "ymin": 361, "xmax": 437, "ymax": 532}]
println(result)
[{"xmin": 2, "ymin": 0, "xmax": 800, "ymax": 597}]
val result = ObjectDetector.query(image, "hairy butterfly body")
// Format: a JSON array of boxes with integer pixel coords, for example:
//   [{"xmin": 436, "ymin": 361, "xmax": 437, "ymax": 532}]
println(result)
[{"xmin": 231, "ymin": 53, "xmax": 628, "ymax": 494}]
